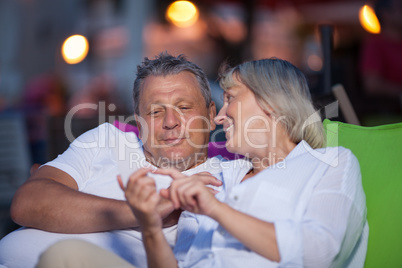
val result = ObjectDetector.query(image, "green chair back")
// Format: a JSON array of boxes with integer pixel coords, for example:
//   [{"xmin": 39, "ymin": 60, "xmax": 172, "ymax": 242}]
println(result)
[{"xmin": 323, "ymin": 119, "xmax": 402, "ymax": 268}]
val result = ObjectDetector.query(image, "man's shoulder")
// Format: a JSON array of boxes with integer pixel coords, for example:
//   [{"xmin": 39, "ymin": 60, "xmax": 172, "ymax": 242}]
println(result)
[{"xmin": 71, "ymin": 122, "xmax": 141, "ymax": 148}]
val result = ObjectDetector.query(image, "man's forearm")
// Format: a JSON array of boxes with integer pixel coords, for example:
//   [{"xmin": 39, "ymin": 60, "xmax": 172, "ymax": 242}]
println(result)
[
  {"xmin": 11, "ymin": 178, "xmax": 138, "ymax": 233},
  {"xmin": 161, "ymin": 209, "xmax": 182, "ymax": 227}
]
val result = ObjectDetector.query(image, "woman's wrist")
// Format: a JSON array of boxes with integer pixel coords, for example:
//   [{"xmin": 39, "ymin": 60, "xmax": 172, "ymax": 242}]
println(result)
[
  {"xmin": 141, "ymin": 225, "xmax": 164, "ymax": 240},
  {"xmin": 207, "ymin": 199, "xmax": 227, "ymax": 221}
]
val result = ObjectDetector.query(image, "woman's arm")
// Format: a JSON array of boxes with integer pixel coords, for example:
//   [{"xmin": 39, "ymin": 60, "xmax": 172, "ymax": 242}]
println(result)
[
  {"xmin": 156, "ymin": 150, "xmax": 366, "ymax": 267},
  {"xmin": 210, "ymin": 201, "xmax": 280, "ymax": 262},
  {"xmin": 120, "ymin": 168, "xmax": 177, "ymax": 268},
  {"xmin": 156, "ymin": 168, "xmax": 280, "ymax": 262}
]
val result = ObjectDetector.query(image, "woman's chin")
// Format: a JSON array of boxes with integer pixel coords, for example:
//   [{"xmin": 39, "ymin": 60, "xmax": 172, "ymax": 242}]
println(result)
[{"xmin": 225, "ymin": 141, "xmax": 245, "ymax": 155}]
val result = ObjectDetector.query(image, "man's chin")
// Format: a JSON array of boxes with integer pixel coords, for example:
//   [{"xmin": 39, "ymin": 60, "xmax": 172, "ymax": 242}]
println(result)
[
  {"xmin": 154, "ymin": 156, "xmax": 191, "ymax": 170},
  {"xmin": 156, "ymin": 151, "xmax": 207, "ymax": 170}
]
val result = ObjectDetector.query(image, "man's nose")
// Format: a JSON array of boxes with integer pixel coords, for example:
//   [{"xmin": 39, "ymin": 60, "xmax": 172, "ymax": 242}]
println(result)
[{"xmin": 163, "ymin": 108, "xmax": 181, "ymax": 129}]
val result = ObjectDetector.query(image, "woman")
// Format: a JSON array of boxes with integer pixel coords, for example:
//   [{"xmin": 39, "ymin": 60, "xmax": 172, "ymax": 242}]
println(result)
[{"xmin": 124, "ymin": 58, "xmax": 368, "ymax": 267}]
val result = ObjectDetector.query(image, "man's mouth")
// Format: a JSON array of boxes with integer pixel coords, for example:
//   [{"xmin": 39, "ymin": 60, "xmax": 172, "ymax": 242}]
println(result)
[{"xmin": 162, "ymin": 138, "xmax": 185, "ymax": 145}]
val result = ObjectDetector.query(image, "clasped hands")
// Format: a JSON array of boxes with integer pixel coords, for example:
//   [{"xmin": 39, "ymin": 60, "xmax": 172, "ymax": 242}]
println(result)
[{"xmin": 117, "ymin": 168, "xmax": 223, "ymax": 233}]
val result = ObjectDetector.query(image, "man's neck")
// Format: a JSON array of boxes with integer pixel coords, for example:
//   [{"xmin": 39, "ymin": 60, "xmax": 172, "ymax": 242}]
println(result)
[{"xmin": 145, "ymin": 155, "xmax": 208, "ymax": 172}]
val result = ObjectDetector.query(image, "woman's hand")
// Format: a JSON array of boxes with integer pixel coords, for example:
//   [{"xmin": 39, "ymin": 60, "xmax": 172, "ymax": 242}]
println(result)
[
  {"xmin": 154, "ymin": 169, "xmax": 223, "ymax": 217},
  {"xmin": 118, "ymin": 168, "xmax": 179, "ymax": 268},
  {"xmin": 118, "ymin": 168, "xmax": 163, "ymax": 234}
]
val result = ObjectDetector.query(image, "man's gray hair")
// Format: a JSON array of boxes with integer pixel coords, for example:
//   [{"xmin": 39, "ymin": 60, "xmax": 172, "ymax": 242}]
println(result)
[{"xmin": 133, "ymin": 52, "xmax": 212, "ymax": 115}]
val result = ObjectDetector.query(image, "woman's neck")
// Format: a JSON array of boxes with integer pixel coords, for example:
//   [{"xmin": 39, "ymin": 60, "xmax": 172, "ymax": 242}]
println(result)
[{"xmin": 246, "ymin": 139, "xmax": 297, "ymax": 178}]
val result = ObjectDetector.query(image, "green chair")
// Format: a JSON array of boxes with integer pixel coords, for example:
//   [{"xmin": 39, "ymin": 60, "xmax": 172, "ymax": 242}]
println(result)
[{"xmin": 323, "ymin": 119, "xmax": 402, "ymax": 268}]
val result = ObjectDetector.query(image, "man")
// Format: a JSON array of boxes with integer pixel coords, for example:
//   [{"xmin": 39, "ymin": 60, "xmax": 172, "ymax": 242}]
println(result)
[{"xmin": 0, "ymin": 52, "xmax": 229, "ymax": 268}]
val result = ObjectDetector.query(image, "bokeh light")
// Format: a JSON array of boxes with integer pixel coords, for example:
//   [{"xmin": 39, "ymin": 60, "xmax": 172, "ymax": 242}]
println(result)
[
  {"xmin": 61, "ymin": 35, "xmax": 89, "ymax": 64},
  {"xmin": 359, "ymin": 5, "xmax": 381, "ymax": 34},
  {"xmin": 307, "ymin": 54, "xmax": 323, "ymax": 72},
  {"xmin": 166, "ymin": 1, "xmax": 199, "ymax": 28}
]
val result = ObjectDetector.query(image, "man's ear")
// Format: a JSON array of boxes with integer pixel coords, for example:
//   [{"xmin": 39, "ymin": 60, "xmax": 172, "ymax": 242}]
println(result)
[
  {"xmin": 134, "ymin": 114, "xmax": 142, "ymax": 138},
  {"xmin": 208, "ymin": 101, "xmax": 217, "ymax": 131}
]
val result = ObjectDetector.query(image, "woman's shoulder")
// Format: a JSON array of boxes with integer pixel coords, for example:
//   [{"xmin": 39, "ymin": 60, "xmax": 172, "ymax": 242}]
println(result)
[
  {"xmin": 312, "ymin": 146, "xmax": 361, "ymax": 183},
  {"xmin": 220, "ymin": 158, "xmax": 253, "ymax": 183},
  {"xmin": 320, "ymin": 145, "xmax": 357, "ymax": 161}
]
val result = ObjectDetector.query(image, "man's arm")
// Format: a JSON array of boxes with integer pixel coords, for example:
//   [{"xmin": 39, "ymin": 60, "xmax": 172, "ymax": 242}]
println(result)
[{"xmin": 10, "ymin": 165, "xmax": 139, "ymax": 233}]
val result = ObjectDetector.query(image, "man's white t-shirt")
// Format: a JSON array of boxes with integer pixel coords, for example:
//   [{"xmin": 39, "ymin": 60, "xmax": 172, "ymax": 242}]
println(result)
[{"xmin": 0, "ymin": 123, "xmax": 232, "ymax": 268}]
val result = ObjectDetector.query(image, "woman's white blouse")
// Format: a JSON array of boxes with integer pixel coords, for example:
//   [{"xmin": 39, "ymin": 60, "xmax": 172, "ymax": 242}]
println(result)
[{"xmin": 174, "ymin": 141, "xmax": 368, "ymax": 268}]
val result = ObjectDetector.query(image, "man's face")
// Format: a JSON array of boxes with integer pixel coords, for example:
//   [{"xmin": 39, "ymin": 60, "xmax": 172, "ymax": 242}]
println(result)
[{"xmin": 135, "ymin": 72, "xmax": 216, "ymax": 171}]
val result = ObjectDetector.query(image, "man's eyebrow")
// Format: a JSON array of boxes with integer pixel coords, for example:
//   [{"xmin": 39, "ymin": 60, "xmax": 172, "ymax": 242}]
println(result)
[
  {"xmin": 146, "ymin": 103, "xmax": 164, "ymax": 110},
  {"xmin": 145, "ymin": 98, "xmax": 196, "ymax": 109},
  {"xmin": 174, "ymin": 98, "xmax": 196, "ymax": 105}
]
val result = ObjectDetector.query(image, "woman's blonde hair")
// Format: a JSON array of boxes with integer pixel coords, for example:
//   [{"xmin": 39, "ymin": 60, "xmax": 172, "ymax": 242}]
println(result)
[{"xmin": 219, "ymin": 58, "xmax": 324, "ymax": 149}]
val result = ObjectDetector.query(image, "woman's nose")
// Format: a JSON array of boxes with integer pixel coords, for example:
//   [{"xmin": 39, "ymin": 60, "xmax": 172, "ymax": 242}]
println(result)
[{"xmin": 214, "ymin": 106, "xmax": 227, "ymax": 125}]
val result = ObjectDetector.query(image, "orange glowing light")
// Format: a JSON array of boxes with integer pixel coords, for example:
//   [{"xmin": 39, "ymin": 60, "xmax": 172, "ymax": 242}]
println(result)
[
  {"xmin": 307, "ymin": 54, "xmax": 323, "ymax": 72},
  {"xmin": 166, "ymin": 1, "xmax": 199, "ymax": 28},
  {"xmin": 359, "ymin": 5, "xmax": 381, "ymax": 34},
  {"xmin": 62, "ymin": 35, "xmax": 89, "ymax": 64}
]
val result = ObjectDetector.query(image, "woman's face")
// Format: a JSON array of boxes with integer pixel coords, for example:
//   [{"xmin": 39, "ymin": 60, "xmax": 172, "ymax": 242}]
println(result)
[{"xmin": 215, "ymin": 76, "xmax": 273, "ymax": 156}]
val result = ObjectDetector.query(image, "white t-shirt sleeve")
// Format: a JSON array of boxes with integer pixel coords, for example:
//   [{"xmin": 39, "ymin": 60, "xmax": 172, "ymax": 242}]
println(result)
[
  {"xmin": 276, "ymin": 149, "xmax": 366, "ymax": 267},
  {"xmin": 44, "ymin": 123, "xmax": 111, "ymax": 189}
]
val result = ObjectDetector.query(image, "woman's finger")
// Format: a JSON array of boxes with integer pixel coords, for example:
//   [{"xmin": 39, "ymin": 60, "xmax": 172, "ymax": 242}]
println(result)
[
  {"xmin": 160, "ymin": 188, "xmax": 170, "ymax": 199},
  {"xmin": 177, "ymin": 181, "xmax": 199, "ymax": 211},
  {"xmin": 195, "ymin": 172, "xmax": 212, "ymax": 176},
  {"xmin": 167, "ymin": 176, "xmax": 190, "ymax": 209},
  {"xmin": 126, "ymin": 177, "xmax": 158, "ymax": 208},
  {"xmin": 126, "ymin": 168, "xmax": 153, "ymax": 189}
]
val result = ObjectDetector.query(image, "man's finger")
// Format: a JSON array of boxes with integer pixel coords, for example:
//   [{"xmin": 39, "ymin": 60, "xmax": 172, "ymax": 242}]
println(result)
[
  {"xmin": 153, "ymin": 168, "xmax": 185, "ymax": 180},
  {"xmin": 117, "ymin": 175, "xmax": 125, "ymax": 191},
  {"xmin": 197, "ymin": 175, "xmax": 222, "ymax": 187}
]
